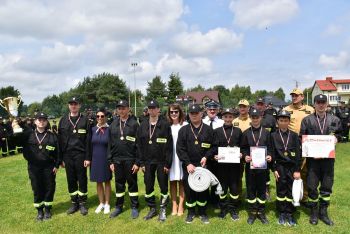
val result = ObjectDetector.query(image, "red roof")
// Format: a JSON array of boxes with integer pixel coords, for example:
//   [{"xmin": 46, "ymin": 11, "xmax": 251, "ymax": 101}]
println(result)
[
  {"xmin": 315, "ymin": 80, "xmax": 337, "ymax": 91},
  {"xmin": 185, "ymin": 91, "xmax": 220, "ymax": 104},
  {"xmin": 331, "ymin": 79, "xmax": 350, "ymax": 84}
]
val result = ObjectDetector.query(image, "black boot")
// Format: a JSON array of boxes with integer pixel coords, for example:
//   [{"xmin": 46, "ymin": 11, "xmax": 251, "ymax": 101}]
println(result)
[
  {"xmin": 158, "ymin": 195, "xmax": 169, "ymax": 222},
  {"xmin": 66, "ymin": 202, "xmax": 79, "ymax": 215},
  {"xmin": 43, "ymin": 206, "xmax": 52, "ymax": 220},
  {"xmin": 144, "ymin": 207, "xmax": 157, "ymax": 220},
  {"xmin": 309, "ymin": 206, "xmax": 318, "ymax": 225},
  {"xmin": 257, "ymin": 211, "xmax": 269, "ymax": 224},
  {"xmin": 79, "ymin": 202, "xmax": 88, "ymax": 216},
  {"xmin": 109, "ymin": 207, "xmax": 123, "ymax": 218},
  {"xmin": 319, "ymin": 206, "xmax": 334, "ymax": 226},
  {"xmin": 247, "ymin": 212, "xmax": 256, "ymax": 225},
  {"xmin": 185, "ymin": 209, "xmax": 195, "ymax": 224},
  {"xmin": 218, "ymin": 209, "xmax": 227, "ymax": 219},
  {"xmin": 36, "ymin": 208, "xmax": 44, "ymax": 221}
]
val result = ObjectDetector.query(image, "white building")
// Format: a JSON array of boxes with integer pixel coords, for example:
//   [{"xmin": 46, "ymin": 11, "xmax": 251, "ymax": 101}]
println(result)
[{"xmin": 312, "ymin": 77, "xmax": 350, "ymax": 106}]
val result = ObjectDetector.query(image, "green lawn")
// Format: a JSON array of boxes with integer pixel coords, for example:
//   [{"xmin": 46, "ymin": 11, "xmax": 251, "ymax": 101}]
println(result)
[{"xmin": 0, "ymin": 144, "xmax": 349, "ymax": 234}]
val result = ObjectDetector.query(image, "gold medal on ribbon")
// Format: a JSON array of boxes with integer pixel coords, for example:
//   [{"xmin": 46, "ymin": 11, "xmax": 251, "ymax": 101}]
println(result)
[
  {"xmin": 149, "ymin": 140, "xmax": 152, "ymax": 144},
  {"xmin": 73, "ymin": 129, "xmax": 77, "ymax": 133},
  {"xmin": 120, "ymin": 136, "xmax": 124, "ymax": 140},
  {"xmin": 39, "ymin": 145, "xmax": 43, "ymax": 149},
  {"xmin": 195, "ymin": 140, "xmax": 198, "ymax": 145},
  {"xmin": 284, "ymin": 151, "xmax": 288, "ymax": 156}
]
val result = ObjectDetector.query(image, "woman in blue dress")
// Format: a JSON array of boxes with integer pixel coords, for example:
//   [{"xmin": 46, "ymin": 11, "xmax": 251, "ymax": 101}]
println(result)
[{"xmin": 88, "ymin": 109, "xmax": 112, "ymax": 214}]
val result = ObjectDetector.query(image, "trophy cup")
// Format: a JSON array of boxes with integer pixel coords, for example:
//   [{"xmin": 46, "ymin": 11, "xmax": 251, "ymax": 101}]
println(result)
[{"xmin": 0, "ymin": 96, "xmax": 23, "ymax": 133}]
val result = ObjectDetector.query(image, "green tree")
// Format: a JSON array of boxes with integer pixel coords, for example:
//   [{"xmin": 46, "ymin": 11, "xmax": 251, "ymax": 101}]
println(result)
[
  {"xmin": 146, "ymin": 76, "xmax": 167, "ymax": 101},
  {"xmin": 229, "ymin": 85, "xmax": 252, "ymax": 106},
  {"xmin": 167, "ymin": 73, "xmax": 184, "ymax": 103},
  {"xmin": 274, "ymin": 87, "xmax": 286, "ymax": 101},
  {"xmin": 42, "ymin": 95, "xmax": 63, "ymax": 117},
  {"xmin": 187, "ymin": 85, "xmax": 205, "ymax": 92},
  {"xmin": 303, "ymin": 87, "xmax": 313, "ymax": 105},
  {"xmin": 27, "ymin": 102, "xmax": 42, "ymax": 116}
]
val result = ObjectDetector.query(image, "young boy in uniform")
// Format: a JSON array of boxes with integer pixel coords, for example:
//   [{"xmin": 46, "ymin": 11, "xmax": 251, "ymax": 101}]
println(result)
[
  {"xmin": 241, "ymin": 109, "xmax": 273, "ymax": 225},
  {"xmin": 271, "ymin": 110, "xmax": 301, "ymax": 226}
]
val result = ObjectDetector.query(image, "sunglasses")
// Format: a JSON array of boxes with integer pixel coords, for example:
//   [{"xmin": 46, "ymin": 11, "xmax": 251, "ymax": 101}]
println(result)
[
  {"xmin": 96, "ymin": 115, "xmax": 105, "ymax": 118},
  {"xmin": 170, "ymin": 110, "xmax": 179, "ymax": 114}
]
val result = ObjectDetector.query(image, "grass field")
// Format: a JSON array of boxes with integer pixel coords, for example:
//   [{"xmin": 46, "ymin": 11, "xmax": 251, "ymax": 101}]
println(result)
[{"xmin": 0, "ymin": 144, "xmax": 349, "ymax": 234}]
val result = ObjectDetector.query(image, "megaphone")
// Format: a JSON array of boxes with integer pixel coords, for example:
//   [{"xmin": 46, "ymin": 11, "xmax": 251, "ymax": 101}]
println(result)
[{"xmin": 292, "ymin": 179, "xmax": 303, "ymax": 207}]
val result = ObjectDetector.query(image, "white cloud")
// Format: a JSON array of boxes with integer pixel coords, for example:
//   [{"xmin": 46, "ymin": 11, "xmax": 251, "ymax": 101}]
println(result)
[
  {"xmin": 0, "ymin": 0, "xmax": 185, "ymax": 40},
  {"xmin": 172, "ymin": 28, "xmax": 243, "ymax": 56},
  {"xmin": 319, "ymin": 51, "xmax": 350, "ymax": 70},
  {"xmin": 323, "ymin": 24, "xmax": 344, "ymax": 36},
  {"xmin": 229, "ymin": 0, "xmax": 299, "ymax": 29},
  {"xmin": 129, "ymin": 39, "xmax": 152, "ymax": 56},
  {"xmin": 156, "ymin": 54, "xmax": 213, "ymax": 76}
]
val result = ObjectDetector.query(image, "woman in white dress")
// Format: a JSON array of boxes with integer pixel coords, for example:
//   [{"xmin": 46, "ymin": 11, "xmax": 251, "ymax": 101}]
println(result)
[{"xmin": 167, "ymin": 103, "xmax": 187, "ymax": 216}]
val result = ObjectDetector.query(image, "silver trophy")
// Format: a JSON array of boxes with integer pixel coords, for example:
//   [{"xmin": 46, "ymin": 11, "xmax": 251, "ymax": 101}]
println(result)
[{"xmin": 0, "ymin": 96, "xmax": 23, "ymax": 133}]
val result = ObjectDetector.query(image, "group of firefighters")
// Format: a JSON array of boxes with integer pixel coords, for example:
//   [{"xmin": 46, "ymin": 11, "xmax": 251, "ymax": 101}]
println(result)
[{"xmin": 1, "ymin": 87, "xmax": 348, "ymax": 227}]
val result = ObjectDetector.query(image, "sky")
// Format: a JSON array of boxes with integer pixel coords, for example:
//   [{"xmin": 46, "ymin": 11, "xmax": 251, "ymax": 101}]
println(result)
[{"xmin": 1, "ymin": 0, "xmax": 350, "ymax": 104}]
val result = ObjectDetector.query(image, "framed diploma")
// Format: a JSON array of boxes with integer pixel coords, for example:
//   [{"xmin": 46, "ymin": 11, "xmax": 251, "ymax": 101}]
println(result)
[
  {"xmin": 250, "ymin": 146, "xmax": 267, "ymax": 169},
  {"xmin": 218, "ymin": 147, "xmax": 240, "ymax": 163},
  {"xmin": 302, "ymin": 135, "xmax": 336, "ymax": 158}
]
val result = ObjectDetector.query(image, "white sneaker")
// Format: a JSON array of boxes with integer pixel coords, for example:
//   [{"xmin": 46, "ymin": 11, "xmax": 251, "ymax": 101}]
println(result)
[
  {"xmin": 104, "ymin": 204, "xmax": 110, "ymax": 214},
  {"xmin": 95, "ymin": 203, "xmax": 104, "ymax": 214}
]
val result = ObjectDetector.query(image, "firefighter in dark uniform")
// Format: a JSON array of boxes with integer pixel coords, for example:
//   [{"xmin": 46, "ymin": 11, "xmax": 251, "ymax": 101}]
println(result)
[
  {"xmin": 58, "ymin": 97, "xmax": 91, "ymax": 215},
  {"xmin": 108, "ymin": 100, "xmax": 140, "ymax": 219},
  {"xmin": 265, "ymin": 102, "xmax": 278, "ymax": 119},
  {"xmin": 137, "ymin": 100, "xmax": 173, "ymax": 221},
  {"xmin": 0, "ymin": 116, "xmax": 9, "ymax": 157},
  {"xmin": 256, "ymin": 97, "xmax": 276, "ymax": 200},
  {"xmin": 15, "ymin": 112, "xmax": 59, "ymax": 221},
  {"xmin": 7, "ymin": 118, "xmax": 16, "ymax": 155},
  {"xmin": 271, "ymin": 110, "xmax": 301, "ymax": 226},
  {"xmin": 213, "ymin": 108, "xmax": 242, "ymax": 220},
  {"xmin": 300, "ymin": 94, "xmax": 341, "ymax": 226},
  {"xmin": 177, "ymin": 104, "xmax": 214, "ymax": 224},
  {"xmin": 335, "ymin": 101, "xmax": 350, "ymax": 142},
  {"xmin": 241, "ymin": 108, "xmax": 273, "ymax": 225}
]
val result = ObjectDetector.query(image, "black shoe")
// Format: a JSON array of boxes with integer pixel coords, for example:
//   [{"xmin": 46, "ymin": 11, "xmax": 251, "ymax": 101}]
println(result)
[
  {"xmin": 199, "ymin": 214, "xmax": 209, "ymax": 224},
  {"xmin": 257, "ymin": 212, "xmax": 269, "ymax": 224},
  {"xmin": 230, "ymin": 210, "xmax": 239, "ymax": 221},
  {"xmin": 143, "ymin": 208, "xmax": 157, "ymax": 220},
  {"xmin": 131, "ymin": 208, "xmax": 139, "ymax": 219},
  {"xmin": 185, "ymin": 213, "xmax": 195, "ymax": 223},
  {"xmin": 158, "ymin": 208, "xmax": 167, "ymax": 222},
  {"xmin": 319, "ymin": 206, "xmax": 334, "ymax": 226},
  {"xmin": 109, "ymin": 207, "xmax": 123, "ymax": 218},
  {"xmin": 247, "ymin": 213, "xmax": 256, "ymax": 225},
  {"xmin": 66, "ymin": 203, "xmax": 79, "ymax": 215},
  {"xmin": 36, "ymin": 208, "xmax": 44, "ymax": 221},
  {"xmin": 218, "ymin": 209, "xmax": 227, "ymax": 219},
  {"xmin": 278, "ymin": 213, "xmax": 286, "ymax": 225},
  {"xmin": 285, "ymin": 214, "xmax": 296, "ymax": 226},
  {"xmin": 79, "ymin": 203, "xmax": 88, "ymax": 216},
  {"xmin": 309, "ymin": 206, "xmax": 318, "ymax": 225},
  {"xmin": 43, "ymin": 207, "xmax": 52, "ymax": 220}
]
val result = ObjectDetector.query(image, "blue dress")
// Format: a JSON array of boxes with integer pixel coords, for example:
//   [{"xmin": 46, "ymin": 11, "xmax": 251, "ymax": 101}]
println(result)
[{"xmin": 90, "ymin": 126, "xmax": 112, "ymax": 182}]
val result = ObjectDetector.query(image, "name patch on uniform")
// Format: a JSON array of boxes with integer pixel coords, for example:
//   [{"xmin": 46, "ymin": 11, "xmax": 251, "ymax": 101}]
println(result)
[
  {"xmin": 126, "ymin": 136, "xmax": 136, "ymax": 142},
  {"xmin": 305, "ymin": 111, "xmax": 311, "ymax": 114},
  {"xmin": 265, "ymin": 128, "xmax": 271, "ymax": 132},
  {"xmin": 201, "ymin": 143, "xmax": 211, "ymax": 148},
  {"xmin": 291, "ymin": 152, "xmax": 295, "ymax": 157},
  {"xmin": 234, "ymin": 122, "xmax": 239, "ymax": 126},
  {"xmin": 156, "ymin": 138, "xmax": 167, "ymax": 143},
  {"xmin": 78, "ymin": 129, "xmax": 87, "ymax": 134},
  {"xmin": 46, "ymin": 145, "xmax": 55, "ymax": 151}
]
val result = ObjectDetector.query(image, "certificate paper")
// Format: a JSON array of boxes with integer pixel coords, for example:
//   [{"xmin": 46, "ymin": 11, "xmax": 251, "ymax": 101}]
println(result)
[
  {"xmin": 218, "ymin": 147, "xmax": 240, "ymax": 163},
  {"xmin": 250, "ymin": 146, "xmax": 267, "ymax": 169},
  {"xmin": 302, "ymin": 135, "xmax": 336, "ymax": 158}
]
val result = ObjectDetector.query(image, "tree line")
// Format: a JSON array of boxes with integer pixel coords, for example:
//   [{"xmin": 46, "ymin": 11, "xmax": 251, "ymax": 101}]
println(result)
[{"xmin": 1, "ymin": 72, "xmax": 307, "ymax": 118}]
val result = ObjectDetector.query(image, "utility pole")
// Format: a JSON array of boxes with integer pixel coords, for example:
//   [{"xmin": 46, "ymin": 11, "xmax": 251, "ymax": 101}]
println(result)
[{"xmin": 131, "ymin": 62, "xmax": 138, "ymax": 117}]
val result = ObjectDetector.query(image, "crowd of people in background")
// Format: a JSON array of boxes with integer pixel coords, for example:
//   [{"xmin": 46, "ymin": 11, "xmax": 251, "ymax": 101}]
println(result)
[{"xmin": 0, "ymin": 87, "xmax": 348, "ymax": 227}]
